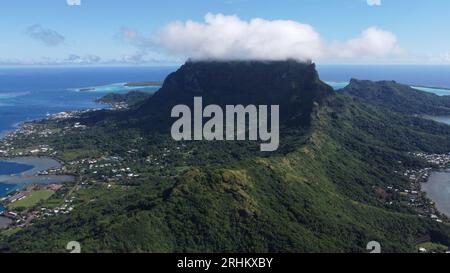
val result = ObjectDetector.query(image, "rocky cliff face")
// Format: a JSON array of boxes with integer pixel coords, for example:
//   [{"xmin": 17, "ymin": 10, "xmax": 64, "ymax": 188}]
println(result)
[{"xmin": 131, "ymin": 60, "xmax": 334, "ymax": 130}]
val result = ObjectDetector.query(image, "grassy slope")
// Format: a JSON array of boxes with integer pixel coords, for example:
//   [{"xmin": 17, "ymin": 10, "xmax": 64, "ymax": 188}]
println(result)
[{"xmin": 93, "ymin": 94, "xmax": 450, "ymax": 252}]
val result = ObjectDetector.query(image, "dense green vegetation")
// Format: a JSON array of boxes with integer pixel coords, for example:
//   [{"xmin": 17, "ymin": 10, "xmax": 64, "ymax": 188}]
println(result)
[
  {"xmin": 96, "ymin": 91, "xmax": 153, "ymax": 107},
  {"xmin": 342, "ymin": 79, "xmax": 450, "ymax": 115},
  {"xmin": 2, "ymin": 61, "xmax": 450, "ymax": 253}
]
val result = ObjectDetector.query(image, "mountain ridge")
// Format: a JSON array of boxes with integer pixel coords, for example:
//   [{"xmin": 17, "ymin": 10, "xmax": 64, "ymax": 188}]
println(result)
[
  {"xmin": 342, "ymin": 78, "xmax": 450, "ymax": 115},
  {"xmin": 120, "ymin": 60, "xmax": 335, "ymax": 130}
]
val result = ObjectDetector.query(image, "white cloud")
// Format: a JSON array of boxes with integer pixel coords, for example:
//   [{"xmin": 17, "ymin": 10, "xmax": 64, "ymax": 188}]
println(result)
[
  {"xmin": 154, "ymin": 13, "xmax": 324, "ymax": 61},
  {"xmin": 328, "ymin": 27, "xmax": 402, "ymax": 60},
  {"xmin": 141, "ymin": 13, "xmax": 401, "ymax": 62},
  {"xmin": 64, "ymin": 54, "xmax": 101, "ymax": 64},
  {"xmin": 0, "ymin": 54, "xmax": 102, "ymax": 66},
  {"xmin": 367, "ymin": 0, "xmax": 381, "ymax": 6},
  {"xmin": 427, "ymin": 52, "xmax": 450, "ymax": 64},
  {"xmin": 66, "ymin": 0, "xmax": 81, "ymax": 6}
]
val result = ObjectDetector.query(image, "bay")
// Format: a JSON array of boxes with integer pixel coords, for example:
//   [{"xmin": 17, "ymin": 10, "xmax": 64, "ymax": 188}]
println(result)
[{"xmin": 422, "ymin": 171, "xmax": 450, "ymax": 218}]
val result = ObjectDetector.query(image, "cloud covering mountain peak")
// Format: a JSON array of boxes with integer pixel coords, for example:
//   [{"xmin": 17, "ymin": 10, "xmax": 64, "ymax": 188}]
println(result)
[
  {"xmin": 155, "ymin": 13, "xmax": 324, "ymax": 61},
  {"xmin": 128, "ymin": 13, "xmax": 402, "ymax": 62}
]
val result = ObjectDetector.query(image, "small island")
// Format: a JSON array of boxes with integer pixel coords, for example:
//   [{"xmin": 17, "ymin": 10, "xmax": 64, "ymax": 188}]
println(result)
[{"xmin": 95, "ymin": 91, "xmax": 154, "ymax": 109}]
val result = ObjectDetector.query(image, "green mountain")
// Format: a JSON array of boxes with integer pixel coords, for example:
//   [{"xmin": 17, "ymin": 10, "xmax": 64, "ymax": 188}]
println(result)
[
  {"xmin": 342, "ymin": 79, "xmax": 450, "ymax": 115},
  {"xmin": 96, "ymin": 91, "xmax": 153, "ymax": 106},
  {"xmin": 104, "ymin": 60, "xmax": 334, "ymax": 132},
  {"xmin": 2, "ymin": 61, "xmax": 450, "ymax": 253}
]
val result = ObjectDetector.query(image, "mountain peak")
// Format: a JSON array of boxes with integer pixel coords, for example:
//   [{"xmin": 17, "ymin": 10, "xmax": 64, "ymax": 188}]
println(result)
[{"xmin": 134, "ymin": 60, "xmax": 334, "ymax": 128}]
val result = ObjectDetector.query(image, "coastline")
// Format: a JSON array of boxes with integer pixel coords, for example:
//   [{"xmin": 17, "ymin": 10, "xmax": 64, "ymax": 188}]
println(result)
[
  {"xmin": 0, "ymin": 155, "xmax": 75, "ymax": 229},
  {"xmin": 0, "ymin": 156, "xmax": 74, "ymax": 185},
  {"xmin": 1, "ymin": 156, "xmax": 61, "ymax": 176},
  {"xmin": 0, "ymin": 111, "xmax": 87, "ymax": 230},
  {"xmin": 411, "ymin": 85, "xmax": 450, "ymax": 91},
  {"xmin": 0, "ymin": 121, "xmax": 23, "ymax": 139},
  {"xmin": 70, "ymin": 81, "xmax": 162, "ymax": 93},
  {"xmin": 0, "ymin": 75, "xmax": 167, "ymax": 234},
  {"xmin": 418, "ymin": 117, "xmax": 450, "ymax": 219},
  {"xmin": 422, "ymin": 169, "xmax": 450, "ymax": 218}
]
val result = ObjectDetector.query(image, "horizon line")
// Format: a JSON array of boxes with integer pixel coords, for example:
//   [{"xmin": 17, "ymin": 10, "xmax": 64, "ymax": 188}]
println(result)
[{"xmin": 3, "ymin": 63, "xmax": 450, "ymax": 68}]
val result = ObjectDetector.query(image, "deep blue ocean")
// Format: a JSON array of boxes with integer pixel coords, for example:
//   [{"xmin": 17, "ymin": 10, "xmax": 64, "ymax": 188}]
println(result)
[{"xmin": 1, "ymin": 65, "xmax": 450, "ymax": 211}]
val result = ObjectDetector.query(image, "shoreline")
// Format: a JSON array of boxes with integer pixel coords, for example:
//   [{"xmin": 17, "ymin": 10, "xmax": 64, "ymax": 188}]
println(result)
[
  {"xmin": 0, "ymin": 114, "xmax": 84, "ymax": 231},
  {"xmin": 0, "ymin": 156, "xmax": 74, "ymax": 185},
  {"xmin": 411, "ymin": 85, "xmax": 450, "ymax": 91},
  {"xmin": 421, "ymin": 169, "xmax": 450, "ymax": 218},
  {"xmin": 394, "ymin": 152, "xmax": 450, "ymax": 223},
  {"xmin": 70, "ymin": 81, "xmax": 162, "ymax": 93},
  {"xmin": 0, "ymin": 155, "xmax": 75, "ymax": 229},
  {"xmin": 0, "ymin": 121, "xmax": 23, "ymax": 139}
]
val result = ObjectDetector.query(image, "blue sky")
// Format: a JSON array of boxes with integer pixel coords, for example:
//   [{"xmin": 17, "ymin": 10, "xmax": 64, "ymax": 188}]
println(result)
[{"xmin": 0, "ymin": 0, "xmax": 449, "ymax": 65}]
